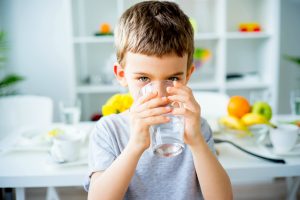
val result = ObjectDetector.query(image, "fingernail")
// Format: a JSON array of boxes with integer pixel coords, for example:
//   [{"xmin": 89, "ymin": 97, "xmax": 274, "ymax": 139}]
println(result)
[{"xmin": 166, "ymin": 106, "xmax": 172, "ymax": 111}]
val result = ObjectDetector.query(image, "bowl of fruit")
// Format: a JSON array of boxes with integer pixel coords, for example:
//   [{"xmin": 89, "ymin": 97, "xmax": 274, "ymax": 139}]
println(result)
[{"xmin": 219, "ymin": 96, "xmax": 276, "ymax": 145}]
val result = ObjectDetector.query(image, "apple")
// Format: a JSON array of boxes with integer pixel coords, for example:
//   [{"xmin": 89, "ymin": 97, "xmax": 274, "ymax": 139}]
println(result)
[{"xmin": 251, "ymin": 101, "xmax": 272, "ymax": 121}]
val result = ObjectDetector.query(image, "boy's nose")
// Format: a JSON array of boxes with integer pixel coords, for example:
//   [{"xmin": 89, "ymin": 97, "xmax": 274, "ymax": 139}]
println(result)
[{"xmin": 156, "ymin": 83, "xmax": 168, "ymax": 97}]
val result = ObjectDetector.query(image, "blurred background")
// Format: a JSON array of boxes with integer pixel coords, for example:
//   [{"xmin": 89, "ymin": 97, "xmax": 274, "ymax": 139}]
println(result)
[
  {"xmin": 0, "ymin": 0, "xmax": 300, "ymax": 199},
  {"xmin": 0, "ymin": 0, "xmax": 299, "ymax": 122}
]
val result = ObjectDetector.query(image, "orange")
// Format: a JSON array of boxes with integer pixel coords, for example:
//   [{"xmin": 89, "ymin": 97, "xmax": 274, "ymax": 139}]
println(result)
[
  {"xmin": 227, "ymin": 96, "xmax": 251, "ymax": 118},
  {"xmin": 100, "ymin": 23, "xmax": 111, "ymax": 34}
]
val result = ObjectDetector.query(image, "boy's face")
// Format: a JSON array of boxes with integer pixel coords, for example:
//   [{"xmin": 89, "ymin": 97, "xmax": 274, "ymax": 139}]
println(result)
[{"xmin": 114, "ymin": 52, "xmax": 195, "ymax": 101}]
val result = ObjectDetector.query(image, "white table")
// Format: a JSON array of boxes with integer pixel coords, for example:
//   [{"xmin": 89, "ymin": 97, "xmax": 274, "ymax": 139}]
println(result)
[
  {"xmin": 216, "ymin": 139, "xmax": 300, "ymax": 200},
  {"xmin": 0, "ymin": 116, "xmax": 299, "ymax": 200},
  {"xmin": 216, "ymin": 115, "xmax": 300, "ymax": 200},
  {"xmin": 0, "ymin": 122, "xmax": 94, "ymax": 200}
]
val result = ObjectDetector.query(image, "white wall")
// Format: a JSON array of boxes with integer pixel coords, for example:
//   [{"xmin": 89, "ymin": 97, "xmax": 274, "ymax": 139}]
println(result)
[
  {"xmin": 0, "ymin": 0, "xmax": 76, "ymax": 121},
  {"xmin": 278, "ymin": 0, "xmax": 300, "ymax": 114}
]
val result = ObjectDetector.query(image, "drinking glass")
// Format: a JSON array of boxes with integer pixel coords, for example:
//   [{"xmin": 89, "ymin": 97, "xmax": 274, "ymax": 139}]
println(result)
[
  {"xmin": 140, "ymin": 80, "xmax": 185, "ymax": 157},
  {"xmin": 290, "ymin": 89, "xmax": 300, "ymax": 115},
  {"xmin": 59, "ymin": 99, "xmax": 81, "ymax": 125},
  {"xmin": 249, "ymin": 90, "xmax": 271, "ymax": 104}
]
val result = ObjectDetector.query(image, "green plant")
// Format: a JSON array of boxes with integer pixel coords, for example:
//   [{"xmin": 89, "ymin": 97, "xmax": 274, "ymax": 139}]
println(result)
[
  {"xmin": 0, "ymin": 31, "xmax": 6, "ymax": 68},
  {"xmin": 0, "ymin": 31, "xmax": 24, "ymax": 96},
  {"xmin": 284, "ymin": 55, "xmax": 300, "ymax": 67}
]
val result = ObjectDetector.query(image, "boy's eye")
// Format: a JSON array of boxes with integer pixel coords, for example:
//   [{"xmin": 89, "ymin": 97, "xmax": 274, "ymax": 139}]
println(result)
[
  {"xmin": 138, "ymin": 77, "xmax": 150, "ymax": 82},
  {"xmin": 168, "ymin": 77, "xmax": 179, "ymax": 81}
]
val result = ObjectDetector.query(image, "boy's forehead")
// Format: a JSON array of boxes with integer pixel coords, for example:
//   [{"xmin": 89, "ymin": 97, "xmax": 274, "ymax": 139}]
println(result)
[{"xmin": 124, "ymin": 52, "xmax": 188, "ymax": 72}]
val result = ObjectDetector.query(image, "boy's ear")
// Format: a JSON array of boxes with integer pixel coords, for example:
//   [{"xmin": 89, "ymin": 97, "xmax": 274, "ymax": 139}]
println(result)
[
  {"xmin": 114, "ymin": 63, "xmax": 128, "ymax": 87},
  {"xmin": 186, "ymin": 65, "xmax": 195, "ymax": 83}
]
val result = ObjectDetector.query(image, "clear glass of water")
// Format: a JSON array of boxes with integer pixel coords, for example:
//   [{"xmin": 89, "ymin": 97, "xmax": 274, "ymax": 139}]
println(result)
[
  {"xmin": 140, "ymin": 80, "xmax": 185, "ymax": 157},
  {"xmin": 290, "ymin": 89, "xmax": 300, "ymax": 115},
  {"xmin": 59, "ymin": 99, "xmax": 81, "ymax": 125}
]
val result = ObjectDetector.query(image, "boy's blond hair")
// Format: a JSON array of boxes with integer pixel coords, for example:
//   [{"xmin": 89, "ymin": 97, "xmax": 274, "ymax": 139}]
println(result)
[{"xmin": 115, "ymin": 1, "xmax": 194, "ymax": 69}]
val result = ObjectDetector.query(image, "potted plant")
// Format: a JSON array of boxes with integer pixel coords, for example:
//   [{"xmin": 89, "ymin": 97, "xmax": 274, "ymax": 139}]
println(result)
[
  {"xmin": 0, "ymin": 31, "xmax": 24, "ymax": 96},
  {"xmin": 284, "ymin": 55, "xmax": 300, "ymax": 67}
]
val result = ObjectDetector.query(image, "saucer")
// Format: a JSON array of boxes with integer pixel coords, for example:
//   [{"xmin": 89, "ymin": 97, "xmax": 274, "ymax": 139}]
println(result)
[
  {"xmin": 51, "ymin": 158, "xmax": 88, "ymax": 167},
  {"xmin": 271, "ymin": 146, "xmax": 300, "ymax": 156},
  {"xmin": 46, "ymin": 154, "xmax": 88, "ymax": 168}
]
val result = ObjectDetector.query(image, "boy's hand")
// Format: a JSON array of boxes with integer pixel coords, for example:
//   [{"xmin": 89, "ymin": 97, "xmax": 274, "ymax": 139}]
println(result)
[
  {"xmin": 167, "ymin": 82, "xmax": 204, "ymax": 147},
  {"xmin": 128, "ymin": 92, "xmax": 171, "ymax": 152}
]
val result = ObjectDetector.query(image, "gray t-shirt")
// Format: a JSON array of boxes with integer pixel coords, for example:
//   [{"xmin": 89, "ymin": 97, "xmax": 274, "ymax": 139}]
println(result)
[{"xmin": 84, "ymin": 112, "xmax": 216, "ymax": 200}]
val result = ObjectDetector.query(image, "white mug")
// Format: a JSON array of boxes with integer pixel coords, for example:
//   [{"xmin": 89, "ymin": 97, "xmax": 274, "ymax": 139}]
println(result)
[
  {"xmin": 270, "ymin": 124, "xmax": 299, "ymax": 154},
  {"xmin": 50, "ymin": 134, "xmax": 81, "ymax": 163}
]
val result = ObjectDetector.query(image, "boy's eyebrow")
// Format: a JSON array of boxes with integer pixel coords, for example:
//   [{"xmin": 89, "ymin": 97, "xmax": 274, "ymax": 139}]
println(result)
[
  {"xmin": 169, "ymin": 72, "xmax": 184, "ymax": 76},
  {"xmin": 133, "ymin": 72, "xmax": 184, "ymax": 76}
]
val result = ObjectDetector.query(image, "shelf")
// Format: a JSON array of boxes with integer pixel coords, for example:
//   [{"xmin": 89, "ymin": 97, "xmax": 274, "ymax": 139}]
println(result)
[
  {"xmin": 73, "ymin": 36, "xmax": 114, "ymax": 44},
  {"xmin": 73, "ymin": 33, "xmax": 219, "ymax": 44},
  {"xmin": 226, "ymin": 32, "xmax": 271, "ymax": 40},
  {"xmin": 69, "ymin": 0, "xmax": 279, "ymax": 119},
  {"xmin": 76, "ymin": 85, "xmax": 125, "ymax": 94},
  {"xmin": 73, "ymin": 32, "xmax": 271, "ymax": 44},
  {"xmin": 226, "ymin": 0, "xmax": 272, "ymax": 32},
  {"xmin": 177, "ymin": 0, "xmax": 217, "ymax": 33},
  {"xmin": 188, "ymin": 82, "xmax": 219, "ymax": 91},
  {"xmin": 225, "ymin": 81, "xmax": 269, "ymax": 90},
  {"xmin": 194, "ymin": 33, "xmax": 219, "ymax": 40}
]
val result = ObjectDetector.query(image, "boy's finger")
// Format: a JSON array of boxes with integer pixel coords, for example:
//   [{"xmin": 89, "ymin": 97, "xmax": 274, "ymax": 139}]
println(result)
[
  {"xmin": 167, "ymin": 95, "xmax": 198, "ymax": 111},
  {"xmin": 131, "ymin": 92, "xmax": 157, "ymax": 112},
  {"xmin": 143, "ymin": 115, "xmax": 170, "ymax": 126},
  {"xmin": 136, "ymin": 91, "xmax": 158, "ymax": 105},
  {"xmin": 135, "ymin": 96, "xmax": 169, "ymax": 112},
  {"xmin": 167, "ymin": 94, "xmax": 189, "ymax": 103},
  {"xmin": 171, "ymin": 107, "xmax": 194, "ymax": 117},
  {"xmin": 138, "ymin": 106, "xmax": 172, "ymax": 118},
  {"xmin": 167, "ymin": 85, "xmax": 191, "ymax": 96}
]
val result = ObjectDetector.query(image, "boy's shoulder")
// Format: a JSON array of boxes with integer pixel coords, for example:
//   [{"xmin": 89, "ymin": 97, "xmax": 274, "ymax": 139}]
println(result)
[
  {"xmin": 97, "ymin": 112, "xmax": 129, "ymax": 127},
  {"xmin": 93, "ymin": 113, "xmax": 130, "ymax": 139}
]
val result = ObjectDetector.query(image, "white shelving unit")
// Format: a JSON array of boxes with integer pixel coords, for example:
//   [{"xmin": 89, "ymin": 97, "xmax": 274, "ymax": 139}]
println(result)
[
  {"xmin": 73, "ymin": 36, "xmax": 115, "ymax": 43},
  {"xmin": 66, "ymin": 0, "xmax": 280, "ymax": 120}
]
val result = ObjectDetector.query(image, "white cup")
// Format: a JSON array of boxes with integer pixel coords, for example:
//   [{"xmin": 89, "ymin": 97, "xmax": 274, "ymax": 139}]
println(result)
[
  {"xmin": 50, "ymin": 134, "xmax": 81, "ymax": 163},
  {"xmin": 270, "ymin": 124, "xmax": 299, "ymax": 154}
]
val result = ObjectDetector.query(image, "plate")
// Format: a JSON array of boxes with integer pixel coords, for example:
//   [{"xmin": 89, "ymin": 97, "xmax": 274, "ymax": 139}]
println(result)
[
  {"xmin": 46, "ymin": 154, "xmax": 88, "ymax": 168},
  {"xmin": 0, "ymin": 128, "xmax": 51, "ymax": 155},
  {"xmin": 270, "ymin": 146, "xmax": 300, "ymax": 156},
  {"xmin": 218, "ymin": 124, "xmax": 270, "ymax": 146},
  {"xmin": 50, "ymin": 158, "xmax": 88, "ymax": 167}
]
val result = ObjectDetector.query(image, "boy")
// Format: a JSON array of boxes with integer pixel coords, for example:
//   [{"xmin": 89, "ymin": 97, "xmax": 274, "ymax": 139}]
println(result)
[{"xmin": 85, "ymin": 1, "xmax": 232, "ymax": 199}]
